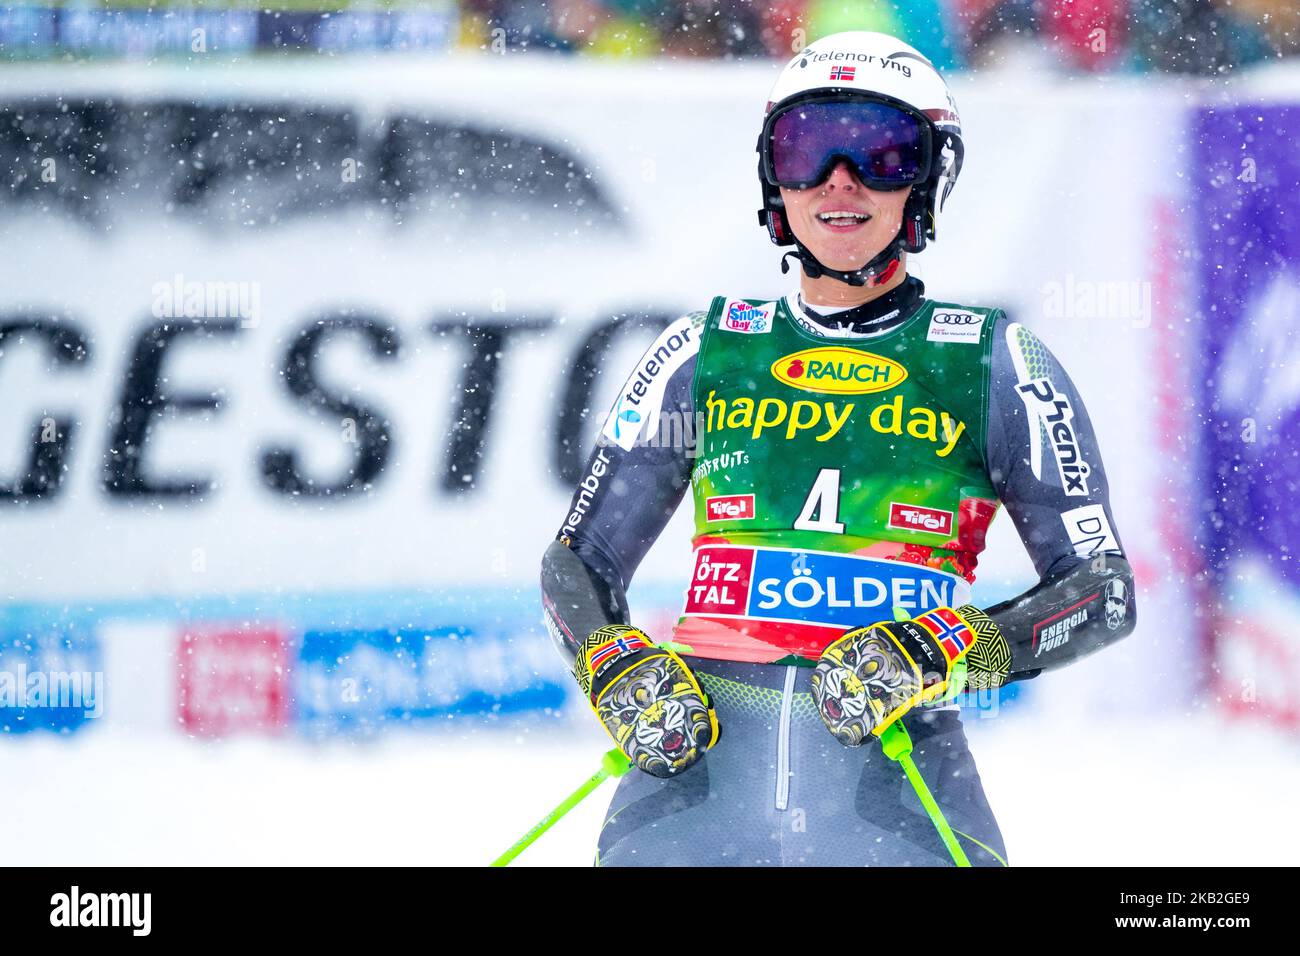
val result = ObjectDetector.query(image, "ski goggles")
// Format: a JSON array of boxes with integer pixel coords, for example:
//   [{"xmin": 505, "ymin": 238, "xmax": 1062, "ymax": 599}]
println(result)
[{"xmin": 760, "ymin": 95, "xmax": 933, "ymax": 191}]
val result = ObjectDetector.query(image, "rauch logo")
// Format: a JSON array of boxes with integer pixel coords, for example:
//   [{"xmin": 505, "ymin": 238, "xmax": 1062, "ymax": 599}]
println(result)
[{"xmin": 770, "ymin": 347, "xmax": 907, "ymax": 395}]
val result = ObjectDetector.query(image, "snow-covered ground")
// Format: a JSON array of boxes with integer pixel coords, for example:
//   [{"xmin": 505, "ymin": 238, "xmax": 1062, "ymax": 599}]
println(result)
[{"xmin": 2, "ymin": 710, "xmax": 1295, "ymax": 866}]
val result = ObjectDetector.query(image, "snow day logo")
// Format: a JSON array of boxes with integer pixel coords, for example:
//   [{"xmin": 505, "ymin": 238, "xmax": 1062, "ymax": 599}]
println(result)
[{"xmin": 722, "ymin": 301, "xmax": 772, "ymax": 334}]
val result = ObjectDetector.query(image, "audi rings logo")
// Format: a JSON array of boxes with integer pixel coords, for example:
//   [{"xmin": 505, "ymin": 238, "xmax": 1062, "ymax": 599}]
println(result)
[
  {"xmin": 933, "ymin": 311, "xmax": 982, "ymax": 325},
  {"xmin": 926, "ymin": 308, "xmax": 986, "ymax": 344}
]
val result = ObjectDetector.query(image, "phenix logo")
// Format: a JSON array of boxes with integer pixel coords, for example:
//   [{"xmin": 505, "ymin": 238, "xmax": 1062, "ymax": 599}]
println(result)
[
  {"xmin": 50, "ymin": 886, "xmax": 151, "ymax": 936},
  {"xmin": 1006, "ymin": 322, "xmax": 1091, "ymax": 496},
  {"xmin": 1016, "ymin": 378, "xmax": 1091, "ymax": 496}
]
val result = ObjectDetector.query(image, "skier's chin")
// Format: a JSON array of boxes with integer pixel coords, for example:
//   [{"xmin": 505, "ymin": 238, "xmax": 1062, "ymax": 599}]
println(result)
[
  {"xmin": 800, "ymin": 236, "xmax": 889, "ymax": 276},
  {"xmin": 820, "ymin": 254, "xmax": 881, "ymax": 277}
]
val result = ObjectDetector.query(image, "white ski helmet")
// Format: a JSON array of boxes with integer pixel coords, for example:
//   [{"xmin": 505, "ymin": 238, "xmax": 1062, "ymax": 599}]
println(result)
[{"xmin": 756, "ymin": 31, "xmax": 964, "ymax": 286}]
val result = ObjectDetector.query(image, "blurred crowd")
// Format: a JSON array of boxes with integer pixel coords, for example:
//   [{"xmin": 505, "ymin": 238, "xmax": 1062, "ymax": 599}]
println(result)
[
  {"xmin": 459, "ymin": 0, "xmax": 1300, "ymax": 73},
  {"xmin": 0, "ymin": 0, "xmax": 1296, "ymax": 70}
]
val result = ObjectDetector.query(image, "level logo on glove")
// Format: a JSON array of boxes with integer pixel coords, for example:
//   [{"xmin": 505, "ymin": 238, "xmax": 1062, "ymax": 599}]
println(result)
[
  {"xmin": 574, "ymin": 624, "xmax": 720, "ymax": 778},
  {"xmin": 810, "ymin": 606, "xmax": 978, "ymax": 747}
]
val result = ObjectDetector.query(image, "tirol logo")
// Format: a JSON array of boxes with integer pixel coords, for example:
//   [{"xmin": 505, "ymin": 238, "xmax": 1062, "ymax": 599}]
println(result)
[
  {"xmin": 888, "ymin": 502, "xmax": 954, "ymax": 536},
  {"xmin": 722, "ymin": 301, "xmax": 771, "ymax": 335},
  {"xmin": 705, "ymin": 493, "xmax": 755, "ymax": 521},
  {"xmin": 771, "ymin": 347, "xmax": 907, "ymax": 395}
]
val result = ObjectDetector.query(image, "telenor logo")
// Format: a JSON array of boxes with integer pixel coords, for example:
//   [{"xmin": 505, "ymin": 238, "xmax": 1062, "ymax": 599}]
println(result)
[{"xmin": 770, "ymin": 347, "xmax": 907, "ymax": 395}]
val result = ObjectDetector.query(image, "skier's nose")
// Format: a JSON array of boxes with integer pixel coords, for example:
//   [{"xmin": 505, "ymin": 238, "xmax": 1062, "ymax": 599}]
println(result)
[{"xmin": 823, "ymin": 160, "xmax": 860, "ymax": 191}]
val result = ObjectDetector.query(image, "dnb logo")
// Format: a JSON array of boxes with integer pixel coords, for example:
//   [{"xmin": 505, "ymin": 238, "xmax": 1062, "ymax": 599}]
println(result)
[
  {"xmin": 771, "ymin": 347, "xmax": 907, "ymax": 395},
  {"xmin": 683, "ymin": 544, "xmax": 963, "ymax": 630},
  {"xmin": 722, "ymin": 301, "xmax": 772, "ymax": 334}
]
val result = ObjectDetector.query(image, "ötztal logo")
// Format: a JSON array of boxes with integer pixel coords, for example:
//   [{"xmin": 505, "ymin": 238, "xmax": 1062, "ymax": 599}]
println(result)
[
  {"xmin": 705, "ymin": 494, "xmax": 755, "ymax": 521},
  {"xmin": 770, "ymin": 347, "xmax": 907, "ymax": 395},
  {"xmin": 888, "ymin": 502, "xmax": 953, "ymax": 536}
]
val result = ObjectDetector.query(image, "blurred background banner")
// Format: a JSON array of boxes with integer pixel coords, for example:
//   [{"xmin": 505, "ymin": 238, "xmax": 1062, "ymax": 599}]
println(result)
[
  {"xmin": 1194, "ymin": 104, "xmax": 1300, "ymax": 730},
  {"xmin": 0, "ymin": 55, "xmax": 1206, "ymax": 734},
  {"xmin": 0, "ymin": 0, "xmax": 1298, "ymax": 865}
]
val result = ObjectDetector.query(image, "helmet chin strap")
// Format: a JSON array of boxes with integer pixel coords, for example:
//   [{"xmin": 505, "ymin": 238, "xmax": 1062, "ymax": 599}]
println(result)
[{"xmin": 780, "ymin": 234, "xmax": 904, "ymax": 288}]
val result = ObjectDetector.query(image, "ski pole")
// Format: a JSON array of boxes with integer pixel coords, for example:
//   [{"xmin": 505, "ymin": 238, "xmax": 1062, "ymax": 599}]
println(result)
[
  {"xmin": 879, "ymin": 721, "xmax": 971, "ymax": 867},
  {"xmin": 490, "ymin": 747, "xmax": 633, "ymax": 867}
]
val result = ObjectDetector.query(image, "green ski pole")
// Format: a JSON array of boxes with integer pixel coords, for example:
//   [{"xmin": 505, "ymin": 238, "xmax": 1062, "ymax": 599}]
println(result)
[
  {"xmin": 879, "ymin": 720, "xmax": 971, "ymax": 867},
  {"xmin": 872, "ymin": 606, "xmax": 974, "ymax": 867},
  {"xmin": 490, "ymin": 748, "xmax": 633, "ymax": 867}
]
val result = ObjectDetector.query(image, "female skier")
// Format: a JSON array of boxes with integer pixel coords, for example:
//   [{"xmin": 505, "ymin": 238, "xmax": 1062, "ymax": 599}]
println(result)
[{"xmin": 540, "ymin": 30, "xmax": 1136, "ymax": 866}]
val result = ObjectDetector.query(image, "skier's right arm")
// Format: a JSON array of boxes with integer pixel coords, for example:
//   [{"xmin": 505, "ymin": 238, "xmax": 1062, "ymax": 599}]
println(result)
[
  {"xmin": 540, "ymin": 313, "xmax": 718, "ymax": 776},
  {"xmin": 540, "ymin": 311, "xmax": 703, "ymax": 664}
]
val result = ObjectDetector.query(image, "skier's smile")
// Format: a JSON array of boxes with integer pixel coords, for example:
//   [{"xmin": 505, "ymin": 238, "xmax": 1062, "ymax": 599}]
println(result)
[{"xmin": 814, "ymin": 205, "xmax": 873, "ymax": 232}]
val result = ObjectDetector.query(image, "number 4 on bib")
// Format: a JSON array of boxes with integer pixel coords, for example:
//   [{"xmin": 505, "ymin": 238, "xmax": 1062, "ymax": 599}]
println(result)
[{"xmin": 794, "ymin": 468, "xmax": 846, "ymax": 534}]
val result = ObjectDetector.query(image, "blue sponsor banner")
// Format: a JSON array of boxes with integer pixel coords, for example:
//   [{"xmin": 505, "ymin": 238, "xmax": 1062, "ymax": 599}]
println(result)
[
  {"xmin": 0, "ymin": 622, "xmax": 102, "ymax": 735},
  {"xmin": 0, "ymin": 5, "xmax": 56, "ymax": 53},
  {"xmin": 0, "ymin": 588, "xmax": 574, "ymax": 735},
  {"xmin": 293, "ymin": 624, "xmax": 569, "ymax": 735}
]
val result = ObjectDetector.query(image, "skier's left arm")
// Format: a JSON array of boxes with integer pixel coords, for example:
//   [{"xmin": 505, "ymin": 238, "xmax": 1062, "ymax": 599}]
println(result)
[{"xmin": 963, "ymin": 317, "xmax": 1138, "ymax": 688}]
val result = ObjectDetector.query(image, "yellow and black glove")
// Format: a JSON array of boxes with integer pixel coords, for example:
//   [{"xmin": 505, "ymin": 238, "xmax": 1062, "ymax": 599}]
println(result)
[
  {"xmin": 810, "ymin": 606, "xmax": 983, "ymax": 747},
  {"xmin": 574, "ymin": 624, "xmax": 720, "ymax": 778}
]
